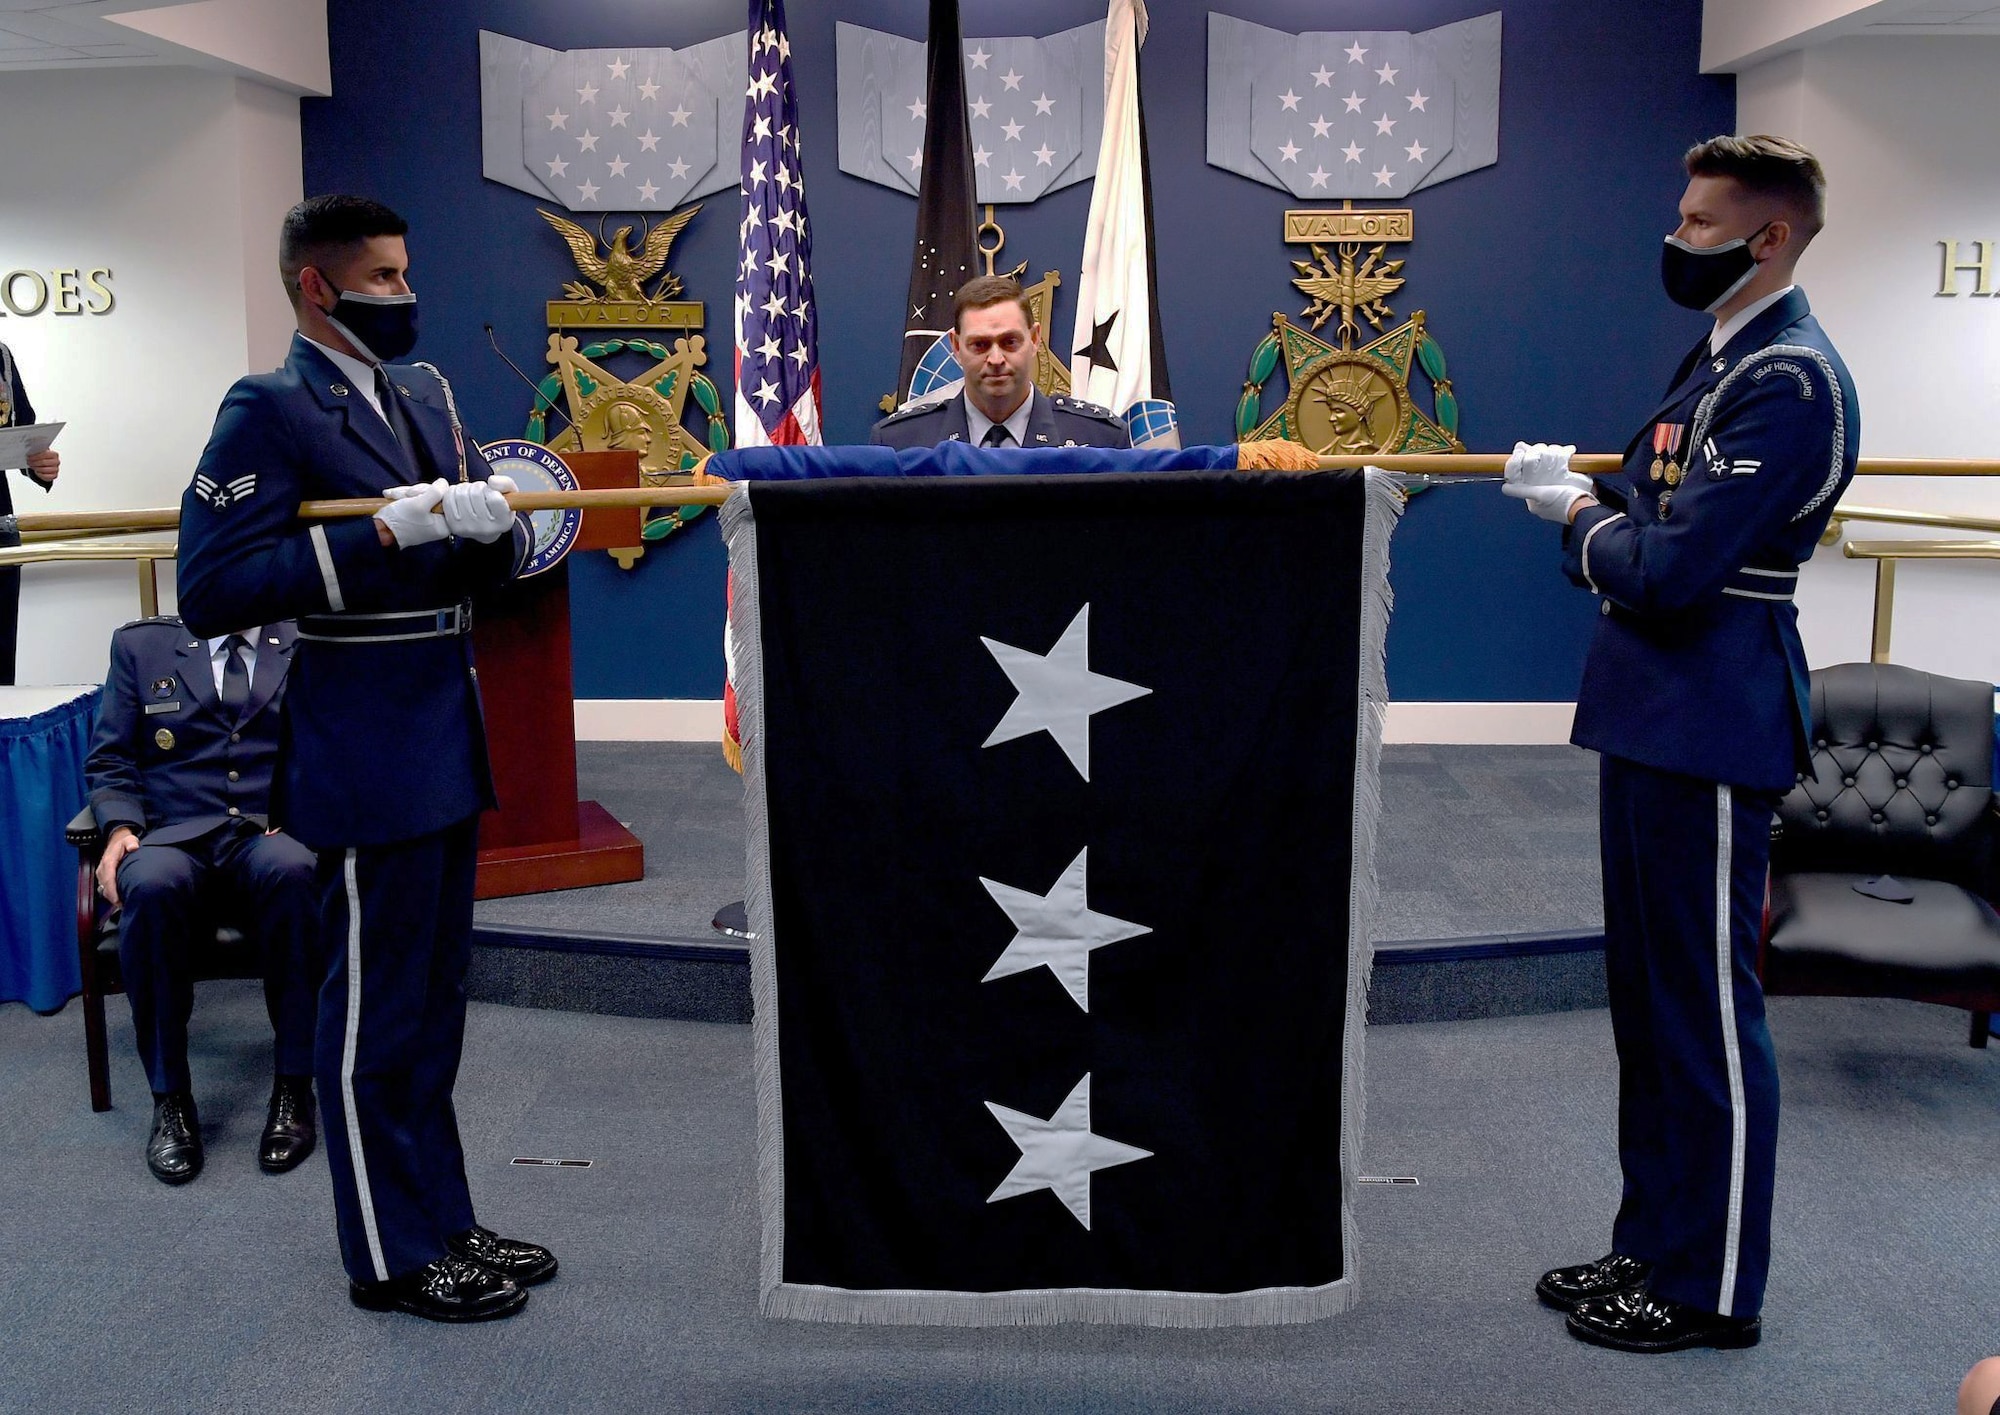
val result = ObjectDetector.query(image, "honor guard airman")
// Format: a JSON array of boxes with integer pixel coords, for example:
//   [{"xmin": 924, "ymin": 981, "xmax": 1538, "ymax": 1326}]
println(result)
[
  {"xmin": 870, "ymin": 275, "xmax": 1133, "ymax": 451},
  {"xmin": 1504, "ymin": 136, "xmax": 1858, "ymax": 1353},
  {"xmin": 85, "ymin": 616, "xmax": 317, "ymax": 1185},
  {"xmin": 176, "ymin": 196, "xmax": 555, "ymax": 1324}
]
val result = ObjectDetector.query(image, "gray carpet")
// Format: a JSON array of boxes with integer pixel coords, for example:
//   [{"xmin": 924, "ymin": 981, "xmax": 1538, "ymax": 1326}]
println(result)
[
  {"xmin": 476, "ymin": 743, "xmax": 1605, "ymax": 944},
  {"xmin": 3, "ymin": 984, "xmax": 1994, "ymax": 1413}
]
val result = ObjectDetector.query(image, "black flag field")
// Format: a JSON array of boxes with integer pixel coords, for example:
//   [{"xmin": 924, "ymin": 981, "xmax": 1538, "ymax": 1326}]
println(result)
[
  {"xmin": 724, "ymin": 467, "xmax": 1399, "ymax": 1325},
  {"xmin": 895, "ymin": 0, "xmax": 979, "ymax": 404}
]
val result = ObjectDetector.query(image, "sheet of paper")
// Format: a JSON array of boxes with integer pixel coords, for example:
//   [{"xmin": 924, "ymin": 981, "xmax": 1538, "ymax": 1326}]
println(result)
[{"xmin": 0, "ymin": 422, "xmax": 63, "ymax": 467}]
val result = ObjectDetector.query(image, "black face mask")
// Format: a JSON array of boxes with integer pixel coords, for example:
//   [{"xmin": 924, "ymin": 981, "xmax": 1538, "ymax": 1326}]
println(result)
[
  {"xmin": 320, "ymin": 286, "xmax": 419, "ymax": 362},
  {"xmin": 1660, "ymin": 223, "xmax": 1771, "ymax": 313}
]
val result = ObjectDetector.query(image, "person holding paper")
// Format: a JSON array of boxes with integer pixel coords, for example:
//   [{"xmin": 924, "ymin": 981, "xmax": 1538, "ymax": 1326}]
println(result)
[{"xmin": 0, "ymin": 341, "xmax": 61, "ymax": 684}]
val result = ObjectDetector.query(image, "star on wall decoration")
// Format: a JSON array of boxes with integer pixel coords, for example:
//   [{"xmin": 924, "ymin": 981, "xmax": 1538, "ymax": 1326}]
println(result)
[
  {"xmin": 980, "ymin": 848, "xmax": 1152, "ymax": 1011},
  {"xmin": 981, "ymin": 604, "xmax": 1149, "ymax": 781},
  {"xmin": 985, "ymin": 1074, "xmax": 1153, "ymax": 1230}
]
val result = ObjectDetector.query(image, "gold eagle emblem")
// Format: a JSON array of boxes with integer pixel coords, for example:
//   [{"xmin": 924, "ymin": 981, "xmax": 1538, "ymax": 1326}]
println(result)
[
  {"xmin": 1290, "ymin": 242, "xmax": 1406, "ymax": 345},
  {"xmin": 538, "ymin": 206, "xmax": 699, "ymax": 305}
]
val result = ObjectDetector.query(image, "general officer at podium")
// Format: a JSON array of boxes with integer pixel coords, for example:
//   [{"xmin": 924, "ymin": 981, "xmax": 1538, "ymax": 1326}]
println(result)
[
  {"xmin": 871, "ymin": 275, "xmax": 1131, "ymax": 451},
  {"xmin": 1505, "ymin": 135, "xmax": 1858, "ymax": 1354},
  {"xmin": 177, "ymin": 195, "xmax": 555, "ymax": 1324}
]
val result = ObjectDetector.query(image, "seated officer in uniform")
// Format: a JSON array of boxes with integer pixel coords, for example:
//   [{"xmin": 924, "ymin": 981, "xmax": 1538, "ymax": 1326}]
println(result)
[
  {"xmin": 85, "ymin": 615, "xmax": 316, "ymax": 1185},
  {"xmin": 870, "ymin": 275, "xmax": 1131, "ymax": 451}
]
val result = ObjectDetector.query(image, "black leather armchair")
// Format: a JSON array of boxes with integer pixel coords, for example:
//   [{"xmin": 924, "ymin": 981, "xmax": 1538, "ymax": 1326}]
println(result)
[
  {"xmin": 67, "ymin": 806, "xmax": 258, "ymax": 1112},
  {"xmin": 1762, "ymin": 662, "xmax": 2000, "ymax": 1048}
]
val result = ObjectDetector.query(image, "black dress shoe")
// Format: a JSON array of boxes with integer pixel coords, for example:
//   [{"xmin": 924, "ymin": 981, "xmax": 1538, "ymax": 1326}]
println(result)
[
  {"xmin": 1536, "ymin": 1251, "xmax": 1653, "ymax": 1312},
  {"xmin": 146, "ymin": 1092, "xmax": 203, "ymax": 1185},
  {"xmin": 349, "ymin": 1256, "xmax": 527, "ymax": 1323},
  {"xmin": 1566, "ymin": 1289, "xmax": 1761, "ymax": 1353},
  {"xmin": 446, "ymin": 1224, "xmax": 559, "ymax": 1286},
  {"xmin": 258, "ymin": 1075, "xmax": 317, "ymax": 1174}
]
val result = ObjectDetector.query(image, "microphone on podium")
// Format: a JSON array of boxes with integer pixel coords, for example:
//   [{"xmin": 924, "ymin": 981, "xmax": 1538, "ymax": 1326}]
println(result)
[{"xmin": 483, "ymin": 324, "xmax": 574, "ymax": 437}]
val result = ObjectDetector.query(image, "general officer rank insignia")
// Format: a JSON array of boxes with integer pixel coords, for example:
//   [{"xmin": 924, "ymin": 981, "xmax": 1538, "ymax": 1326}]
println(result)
[
  {"xmin": 150, "ymin": 676, "xmax": 175, "ymax": 699},
  {"xmin": 192, "ymin": 472, "xmax": 257, "ymax": 510},
  {"xmin": 153, "ymin": 727, "xmax": 176, "ymax": 750}
]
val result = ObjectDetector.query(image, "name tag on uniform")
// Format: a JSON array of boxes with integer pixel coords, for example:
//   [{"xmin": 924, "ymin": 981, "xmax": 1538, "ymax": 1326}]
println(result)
[{"xmin": 143, "ymin": 701, "xmax": 181, "ymax": 715}]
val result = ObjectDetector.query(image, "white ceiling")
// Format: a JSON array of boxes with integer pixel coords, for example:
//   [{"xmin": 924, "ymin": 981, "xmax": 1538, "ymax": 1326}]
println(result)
[
  {"xmin": 0, "ymin": 0, "xmax": 328, "ymax": 93},
  {"xmin": 0, "ymin": 1, "xmax": 160, "ymax": 65},
  {"xmin": 1860, "ymin": 3, "xmax": 2000, "ymax": 31}
]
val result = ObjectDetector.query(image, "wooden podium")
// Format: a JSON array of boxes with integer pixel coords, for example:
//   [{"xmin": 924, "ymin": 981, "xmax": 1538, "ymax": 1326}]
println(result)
[{"xmin": 472, "ymin": 449, "xmax": 648, "ymax": 900}]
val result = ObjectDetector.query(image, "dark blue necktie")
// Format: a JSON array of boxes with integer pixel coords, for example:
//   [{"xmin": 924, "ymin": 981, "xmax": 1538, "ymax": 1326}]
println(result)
[{"xmin": 220, "ymin": 634, "xmax": 250, "ymax": 718}]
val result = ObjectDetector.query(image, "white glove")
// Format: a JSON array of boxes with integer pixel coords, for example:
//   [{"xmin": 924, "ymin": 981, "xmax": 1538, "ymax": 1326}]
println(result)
[
  {"xmin": 441, "ymin": 475, "xmax": 517, "ymax": 543},
  {"xmin": 374, "ymin": 478, "xmax": 449, "ymax": 548},
  {"xmin": 1502, "ymin": 442, "xmax": 1591, "ymax": 524}
]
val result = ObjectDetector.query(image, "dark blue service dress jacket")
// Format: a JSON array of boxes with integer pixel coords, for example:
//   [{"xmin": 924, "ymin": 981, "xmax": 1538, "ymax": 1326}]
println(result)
[
  {"xmin": 175, "ymin": 335, "xmax": 529, "ymax": 850},
  {"xmin": 1563, "ymin": 289, "xmax": 1859, "ymax": 793},
  {"xmin": 85, "ymin": 617, "xmax": 296, "ymax": 847},
  {"xmin": 869, "ymin": 387, "xmax": 1132, "ymax": 449}
]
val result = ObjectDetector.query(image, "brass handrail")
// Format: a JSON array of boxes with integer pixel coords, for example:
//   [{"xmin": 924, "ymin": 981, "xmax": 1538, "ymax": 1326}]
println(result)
[
  {"xmin": 1838, "ymin": 536, "xmax": 2000, "ymax": 664},
  {"xmin": 0, "ymin": 539, "xmax": 177, "ymax": 618}
]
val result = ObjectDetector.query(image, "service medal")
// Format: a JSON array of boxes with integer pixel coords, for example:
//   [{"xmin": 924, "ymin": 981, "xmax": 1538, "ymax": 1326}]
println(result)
[
  {"xmin": 1652, "ymin": 423, "xmax": 1685, "ymax": 485},
  {"xmin": 154, "ymin": 727, "xmax": 175, "ymax": 750}
]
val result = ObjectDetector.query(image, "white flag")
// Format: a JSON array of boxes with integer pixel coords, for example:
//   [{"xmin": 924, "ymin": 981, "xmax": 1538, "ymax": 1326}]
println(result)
[{"xmin": 1069, "ymin": 0, "xmax": 1177, "ymax": 448}]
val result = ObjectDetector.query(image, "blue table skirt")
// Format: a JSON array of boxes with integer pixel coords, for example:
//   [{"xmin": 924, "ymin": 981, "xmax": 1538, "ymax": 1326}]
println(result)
[{"xmin": 1, "ymin": 687, "xmax": 98, "ymax": 1012}]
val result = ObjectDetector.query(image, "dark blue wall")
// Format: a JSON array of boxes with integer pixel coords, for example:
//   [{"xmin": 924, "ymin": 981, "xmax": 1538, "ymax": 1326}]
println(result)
[{"xmin": 301, "ymin": 0, "xmax": 1731, "ymax": 701}]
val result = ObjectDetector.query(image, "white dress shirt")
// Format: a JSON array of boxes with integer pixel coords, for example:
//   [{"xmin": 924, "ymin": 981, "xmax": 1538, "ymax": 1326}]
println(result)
[
  {"xmin": 304, "ymin": 335, "xmax": 391, "ymax": 428},
  {"xmin": 1711, "ymin": 284, "xmax": 1796, "ymax": 354},
  {"xmin": 205, "ymin": 628, "xmax": 261, "ymax": 695},
  {"xmin": 963, "ymin": 388, "xmax": 1035, "ymax": 448}
]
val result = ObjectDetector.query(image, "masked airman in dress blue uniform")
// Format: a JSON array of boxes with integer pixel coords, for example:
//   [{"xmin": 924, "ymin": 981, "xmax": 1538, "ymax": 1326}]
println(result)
[
  {"xmin": 177, "ymin": 196, "xmax": 556, "ymax": 1324},
  {"xmin": 870, "ymin": 276, "xmax": 1131, "ymax": 452},
  {"xmin": 1505, "ymin": 136, "xmax": 1858, "ymax": 1354}
]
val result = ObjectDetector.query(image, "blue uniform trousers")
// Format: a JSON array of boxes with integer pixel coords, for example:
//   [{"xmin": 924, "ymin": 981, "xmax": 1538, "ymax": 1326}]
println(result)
[
  {"xmin": 1600, "ymin": 754, "xmax": 1780, "ymax": 1317},
  {"xmin": 115, "ymin": 819, "xmax": 317, "ymax": 1095},
  {"xmin": 313, "ymin": 817, "xmax": 479, "ymax": 1284}
]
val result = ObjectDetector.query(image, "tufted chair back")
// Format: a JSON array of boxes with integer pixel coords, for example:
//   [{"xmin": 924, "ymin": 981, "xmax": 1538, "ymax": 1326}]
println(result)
[{"xmin": 1771, "ymin": 662, "xmax": 1996, "ymax": 893}]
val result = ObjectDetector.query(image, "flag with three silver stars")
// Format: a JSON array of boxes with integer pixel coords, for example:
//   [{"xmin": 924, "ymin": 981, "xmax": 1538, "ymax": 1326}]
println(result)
[{"xmin": 723, "ymin": 457, "xmax": 1399, "ymax": 1325}]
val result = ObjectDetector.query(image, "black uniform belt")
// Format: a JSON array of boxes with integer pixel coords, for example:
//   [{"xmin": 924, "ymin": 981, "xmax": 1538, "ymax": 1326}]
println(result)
[
  {"xmin": 296, "ymin": 601, "xmax": 473, "ymax": 642},
  {"xmin": 1719, "ymin": 566, "xmax": 1799, "ymax": 602}
]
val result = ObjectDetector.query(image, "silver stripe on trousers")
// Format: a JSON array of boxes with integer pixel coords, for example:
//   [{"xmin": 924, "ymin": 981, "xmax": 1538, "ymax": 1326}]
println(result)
[
  {"xmin": 1713, "ymin": 785, "xmax": 1748, "ymax": 1316},
  {"xmin": 341, "ymin": 850, "xmax": 390, "ymax": 1282}
]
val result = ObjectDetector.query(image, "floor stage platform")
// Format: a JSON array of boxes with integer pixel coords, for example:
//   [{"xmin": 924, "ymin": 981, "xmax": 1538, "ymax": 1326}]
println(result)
[{"xmin": 469, "ymin": 743, "xmax": 1609, "ymax": 1026}]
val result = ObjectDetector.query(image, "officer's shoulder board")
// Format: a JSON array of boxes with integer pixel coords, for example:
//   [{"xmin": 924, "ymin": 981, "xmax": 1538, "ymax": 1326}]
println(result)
[
  {"xmin": 875, "ymin": 399, "xmax": 948, "ymax": 428},
  {"xmin": 117, "ymin": 613, "xmax": 185, "ymax": 634},
  {"xmin": 1050, "ymin": 394, "xmax": 1122, "ymax": 425}
]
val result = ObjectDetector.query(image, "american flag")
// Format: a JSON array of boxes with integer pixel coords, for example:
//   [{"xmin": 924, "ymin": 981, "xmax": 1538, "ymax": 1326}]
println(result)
[{"xmin": 734, "ymin": 0, "xmax": 821, "ymax": 448}]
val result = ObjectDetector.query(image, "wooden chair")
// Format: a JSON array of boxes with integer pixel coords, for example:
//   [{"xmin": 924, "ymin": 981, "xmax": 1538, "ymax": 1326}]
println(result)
[
  {"xmin": 1761, "ymin": 662, "xmax": 2000, "ymax": 1048},
  {"xmin": 67, "ymin": 806, "xmax": 260, "ymax": 1111}
]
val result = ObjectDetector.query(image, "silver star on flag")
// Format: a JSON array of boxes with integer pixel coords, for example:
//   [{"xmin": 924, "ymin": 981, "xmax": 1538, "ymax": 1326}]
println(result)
[
  {"xmin": 985, "ymin": 1073, "xmax": 1153, "ymax": 1230},
  {"xmin": 981, "ymin": 604, "xmax": 1151, "ymax": 782},
  {"xmin": 980, "ymin": 848, "xmax": 1153, "ymax": 1011}
]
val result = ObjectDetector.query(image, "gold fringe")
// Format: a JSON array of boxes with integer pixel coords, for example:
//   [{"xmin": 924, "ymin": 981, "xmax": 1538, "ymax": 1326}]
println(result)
[
  {"xmin": 1236, "ymin": 439, "xmax": 1321, "ymax": 472},
  {"xmin": 723, "ymin": 732, "xmax": 744, "ymax": 775}
]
